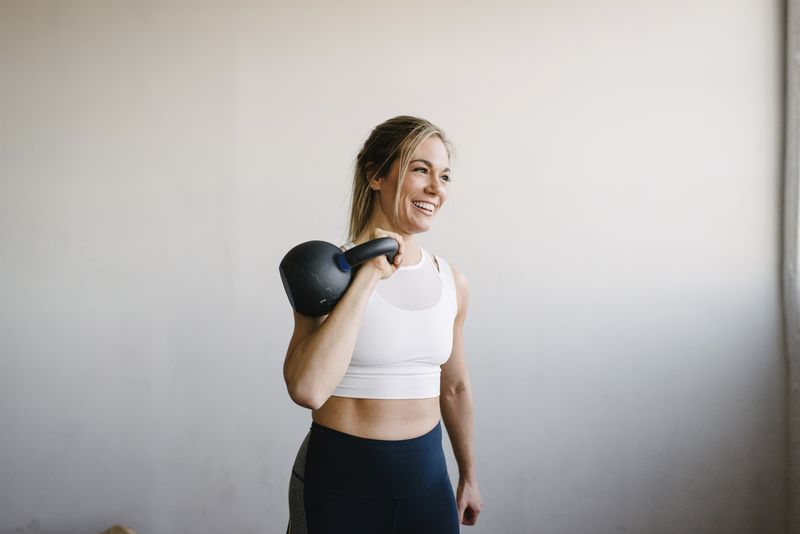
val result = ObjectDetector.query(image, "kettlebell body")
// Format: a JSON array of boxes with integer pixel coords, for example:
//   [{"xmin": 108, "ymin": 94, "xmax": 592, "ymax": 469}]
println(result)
[{"xmin": 279, "ymin": 237, "xmax": 398, "ymax": 317}]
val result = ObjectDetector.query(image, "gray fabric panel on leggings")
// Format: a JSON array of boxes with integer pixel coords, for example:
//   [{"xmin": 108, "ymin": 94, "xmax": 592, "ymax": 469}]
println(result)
[{"xmin": 287, "ymin": 431, "xmax": 310, "ymax": 534}]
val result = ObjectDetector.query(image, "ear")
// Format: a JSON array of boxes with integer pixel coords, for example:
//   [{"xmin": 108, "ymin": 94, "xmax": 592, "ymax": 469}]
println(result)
[{"xmin": 365, "ymin": 162, "xmax": 382, "ymax": 191}]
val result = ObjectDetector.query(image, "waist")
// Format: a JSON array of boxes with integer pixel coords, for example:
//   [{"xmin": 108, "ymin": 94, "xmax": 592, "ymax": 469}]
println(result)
[{"xmin": 312, "ymin": 396, "xmax": 441, "ymax": 440}]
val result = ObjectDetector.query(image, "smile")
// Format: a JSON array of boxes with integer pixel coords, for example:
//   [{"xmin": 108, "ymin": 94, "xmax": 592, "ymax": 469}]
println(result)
[{"xmin": 411, "ymin": 201, "xmax": 435, "ymax": 215}]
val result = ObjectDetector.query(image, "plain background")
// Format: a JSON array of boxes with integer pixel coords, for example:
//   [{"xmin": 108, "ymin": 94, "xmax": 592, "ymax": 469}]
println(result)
[{"xmin": 0, "ymin": 1, "xmax": 787, "ymax": 533}]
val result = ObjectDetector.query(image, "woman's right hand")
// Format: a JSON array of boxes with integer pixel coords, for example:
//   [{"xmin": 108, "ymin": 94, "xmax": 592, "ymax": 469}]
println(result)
[{"xmin": 358, "ymin": 228, "xmax": 405, "ymax": 280}]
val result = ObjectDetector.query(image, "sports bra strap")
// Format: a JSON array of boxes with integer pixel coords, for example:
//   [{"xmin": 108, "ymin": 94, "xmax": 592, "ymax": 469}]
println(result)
[{"xmin": 431, "ymin": 253, "xmax": 458, "ymax": 309}]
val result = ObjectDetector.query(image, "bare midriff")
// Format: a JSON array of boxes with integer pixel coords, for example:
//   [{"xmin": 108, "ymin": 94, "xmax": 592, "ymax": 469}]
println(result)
[{"xmin": 312, "ymin": 395, "xmax": 442, "ymax": 440}]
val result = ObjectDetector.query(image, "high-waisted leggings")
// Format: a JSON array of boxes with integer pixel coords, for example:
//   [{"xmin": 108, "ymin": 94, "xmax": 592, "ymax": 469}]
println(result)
[{"xmin": 287, "ymin": 420, "xmax": 460, "ymax": 533}]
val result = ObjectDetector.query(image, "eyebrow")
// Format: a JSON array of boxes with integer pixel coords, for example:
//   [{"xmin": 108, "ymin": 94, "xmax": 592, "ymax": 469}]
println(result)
[{"xmin": 410, "ymin": 159, "xmax": 450, "ymax": 173}]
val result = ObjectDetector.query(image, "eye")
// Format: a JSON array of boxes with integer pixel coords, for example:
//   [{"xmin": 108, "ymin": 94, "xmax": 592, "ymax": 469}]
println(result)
[
  {"xmin": 413, "ymin": 167, "xmax": 428, "ymax": 174},
  {"xmin": 441, "ymin": 175, "xmax": 451, "ymax": 183}
]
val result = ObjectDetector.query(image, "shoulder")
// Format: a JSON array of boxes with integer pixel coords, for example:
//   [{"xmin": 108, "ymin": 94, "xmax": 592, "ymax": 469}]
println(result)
[
  {"xmin": 432, "ymin": 252, "xmax": 467, "ymax": 286},
  {"xmin": 449, "ymin": 262, "xmax": 468, "ymax": 292}
]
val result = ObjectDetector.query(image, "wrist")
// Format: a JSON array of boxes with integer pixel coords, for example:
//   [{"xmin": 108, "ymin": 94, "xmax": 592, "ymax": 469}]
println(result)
[
  {"xmin": 354, "ymin": 264, "xmax": 381, "ymax": 286},
  {"xmin": 458, "ymin": 467, "xmax": 478, "ymax": 482}
]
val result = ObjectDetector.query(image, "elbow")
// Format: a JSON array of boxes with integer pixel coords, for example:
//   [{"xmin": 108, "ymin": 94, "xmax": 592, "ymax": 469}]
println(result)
[
  {"xmin": 283, "ymin": 359, "xmax": 330, "ymax": 410},
  {"xmin": 291, "ymin": 393, "xmax": 321, "ymax": 410},
  {"xmin": 285, "ymin": 364, "xmax": 314, "ymax": 409},
  {"xmin": 441, "ymin": 381, "xmax": 468, "ymax": 398},
  {"xmin": 286, "ymin": 381, "xmax": 326, "ymax": 410}
]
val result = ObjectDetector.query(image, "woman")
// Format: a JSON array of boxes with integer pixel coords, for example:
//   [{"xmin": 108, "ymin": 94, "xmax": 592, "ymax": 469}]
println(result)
[{"xmin": 284, "ymin": 116, "xmax": 483, "ymax": 533}]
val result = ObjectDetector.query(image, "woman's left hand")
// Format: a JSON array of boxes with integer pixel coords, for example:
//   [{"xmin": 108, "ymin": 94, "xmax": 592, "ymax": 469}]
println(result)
[{"xmin": 456, "ymin": 477, "xmax": 484, "ymax": 526}]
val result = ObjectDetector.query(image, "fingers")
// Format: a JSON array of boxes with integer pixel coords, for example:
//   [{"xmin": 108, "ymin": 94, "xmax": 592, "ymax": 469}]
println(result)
[
  {"xmin": 462, "ymin": 506, "xmax": 479, "ymax": 525},
  {"xmin": 457, "ymin": 497, "xmax": 482, "ymax": 526},
  {"xmin": 372, "ymin": 228, "xmax": 404, "ymax": 269},
  {"xmin": 391, "ymin": 231, "xmax": 404, "ymax": 266}
]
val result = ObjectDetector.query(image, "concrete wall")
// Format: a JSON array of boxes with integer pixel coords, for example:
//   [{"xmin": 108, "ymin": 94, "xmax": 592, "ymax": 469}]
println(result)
[{"xmin": 0, "ymin": 1, "xmax": 786, "ymax": 532}]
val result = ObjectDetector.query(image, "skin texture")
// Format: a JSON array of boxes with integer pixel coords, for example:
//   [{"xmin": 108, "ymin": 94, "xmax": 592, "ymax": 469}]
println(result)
[{"xmin": 284, "ymin": 135, "xmax": 484, "ymax": 526}]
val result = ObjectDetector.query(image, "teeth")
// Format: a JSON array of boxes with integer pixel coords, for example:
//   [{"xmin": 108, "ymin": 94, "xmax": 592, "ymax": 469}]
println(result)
[{"xmin": 412, "ymin": 201, "xmax": 435, "ymax": 212}]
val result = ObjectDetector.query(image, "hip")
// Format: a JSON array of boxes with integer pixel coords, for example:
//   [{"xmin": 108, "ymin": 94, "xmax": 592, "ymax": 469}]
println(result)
[{"xmin": 292, "ymin": 419, "xmax": 448, "ymax": 500}]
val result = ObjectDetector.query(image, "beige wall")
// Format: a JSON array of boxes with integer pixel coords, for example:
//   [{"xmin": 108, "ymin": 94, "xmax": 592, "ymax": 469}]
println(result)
[{"xmin": 0, "ymin": 1, "xmax": 786, "ymax": 533}]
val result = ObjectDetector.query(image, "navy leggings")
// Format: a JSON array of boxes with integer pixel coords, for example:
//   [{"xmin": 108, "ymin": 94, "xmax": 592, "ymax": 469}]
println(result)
[{"xmin": 287, "ymin": 420, "xmax": 460, "ymax": 533}]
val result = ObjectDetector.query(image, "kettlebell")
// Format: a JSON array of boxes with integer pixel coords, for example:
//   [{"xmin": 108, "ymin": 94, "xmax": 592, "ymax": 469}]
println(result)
[{"xmin": 279, "ymin": 237, "xmax": 399, "ymax": 317}]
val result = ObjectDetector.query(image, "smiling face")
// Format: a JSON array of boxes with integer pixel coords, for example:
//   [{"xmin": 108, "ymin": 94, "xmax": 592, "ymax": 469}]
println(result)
[{"xmin": 369, "ymin": 135, "xmax": 451, "ymax": 236}]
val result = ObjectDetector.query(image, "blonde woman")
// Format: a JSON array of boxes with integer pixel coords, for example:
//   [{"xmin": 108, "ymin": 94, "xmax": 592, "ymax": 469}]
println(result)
[{"xmin": 284, "ymin": 116, "xmax": 483, "ymax": 533}]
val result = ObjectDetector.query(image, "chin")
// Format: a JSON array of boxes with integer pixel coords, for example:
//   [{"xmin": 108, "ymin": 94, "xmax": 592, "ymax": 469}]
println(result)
[
  {"xmin": 402, "ymin": 213, "xmax": 436, "ymax": 234},
  {"xmin": 411, "ymin": 223, "xmax": 433, "ymax": 234}
]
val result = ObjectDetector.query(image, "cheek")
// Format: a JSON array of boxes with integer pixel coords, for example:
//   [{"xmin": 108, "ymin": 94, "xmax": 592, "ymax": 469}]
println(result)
[{"xmin": 407, "ymin": 171, "xmax": 429, "ymax": 187}]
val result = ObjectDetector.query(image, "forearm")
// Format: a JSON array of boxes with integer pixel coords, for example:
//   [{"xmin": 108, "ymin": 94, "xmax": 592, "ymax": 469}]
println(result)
[
  {"xmin": 285, "ymin": 267, "xmax": 380, "ymax": 407},
  {"xmin": 439, "ymin": 377, "xmax": 477, "ymax": 481}
]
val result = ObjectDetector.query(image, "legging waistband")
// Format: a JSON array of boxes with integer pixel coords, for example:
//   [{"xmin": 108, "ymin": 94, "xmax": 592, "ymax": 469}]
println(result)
[
  {"xmin": 303, "ymin": 420, "xmax": 447, "ymax": 499},
  {"xmin": 309, "ymin": 420, "xmax": 442, "ymax": 446}
]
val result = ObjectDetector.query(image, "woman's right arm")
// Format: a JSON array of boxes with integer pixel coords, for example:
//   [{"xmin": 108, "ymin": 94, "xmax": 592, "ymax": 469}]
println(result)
[
  {"xmin": 283, "ymin": 265, "xmax": 380, "ymax": 409},
  {"xmin": 283, "ymin": 231, "xmax": 404, "ymax": 409}
]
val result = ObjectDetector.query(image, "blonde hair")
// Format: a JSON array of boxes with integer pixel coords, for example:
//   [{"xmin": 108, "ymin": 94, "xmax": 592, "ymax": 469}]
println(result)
[{"xmin": 348, "ymin": 115, "xmax": 453, "ymax": 241}]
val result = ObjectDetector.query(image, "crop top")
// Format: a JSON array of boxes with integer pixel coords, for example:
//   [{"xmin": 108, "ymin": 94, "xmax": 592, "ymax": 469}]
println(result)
[{"xmin": 332, "ymin": 242, "xmax": 458, "ymax": 399}]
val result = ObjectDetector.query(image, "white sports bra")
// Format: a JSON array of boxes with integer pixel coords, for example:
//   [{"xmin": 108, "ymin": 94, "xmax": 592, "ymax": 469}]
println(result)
[{"xmin": 332, "ymin": 242, "xmax": 458, "ymax": 399}]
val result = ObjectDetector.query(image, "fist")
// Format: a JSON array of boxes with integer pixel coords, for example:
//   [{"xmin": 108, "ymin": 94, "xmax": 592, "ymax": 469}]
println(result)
[{"xmin": 362, "ymin": 228, "xmax": 405, "ymax": 280}]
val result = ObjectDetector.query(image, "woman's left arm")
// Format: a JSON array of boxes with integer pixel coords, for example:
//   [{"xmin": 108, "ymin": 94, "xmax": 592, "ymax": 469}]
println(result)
[{"xmin": 440, "ymin": 264, "xmax": 484, "ymax": 526}]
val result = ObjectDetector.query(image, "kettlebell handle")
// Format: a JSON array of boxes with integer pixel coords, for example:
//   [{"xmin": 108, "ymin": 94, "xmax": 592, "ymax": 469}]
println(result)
[{"xmin": 335, "ymin": 237, "xmax": 399, "ymax": 272}]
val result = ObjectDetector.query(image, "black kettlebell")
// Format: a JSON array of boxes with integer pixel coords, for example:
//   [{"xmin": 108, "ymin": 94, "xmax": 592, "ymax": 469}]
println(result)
[{"xmin": 279, "ymin": 237, "xmax": 399, "ymax": 317}]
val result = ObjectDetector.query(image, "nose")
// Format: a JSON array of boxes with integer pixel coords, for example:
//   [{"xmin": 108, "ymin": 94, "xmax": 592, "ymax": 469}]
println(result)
[{"xmin": 425, "ymin": 173, "xmax": 446, "ymax": 196}]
